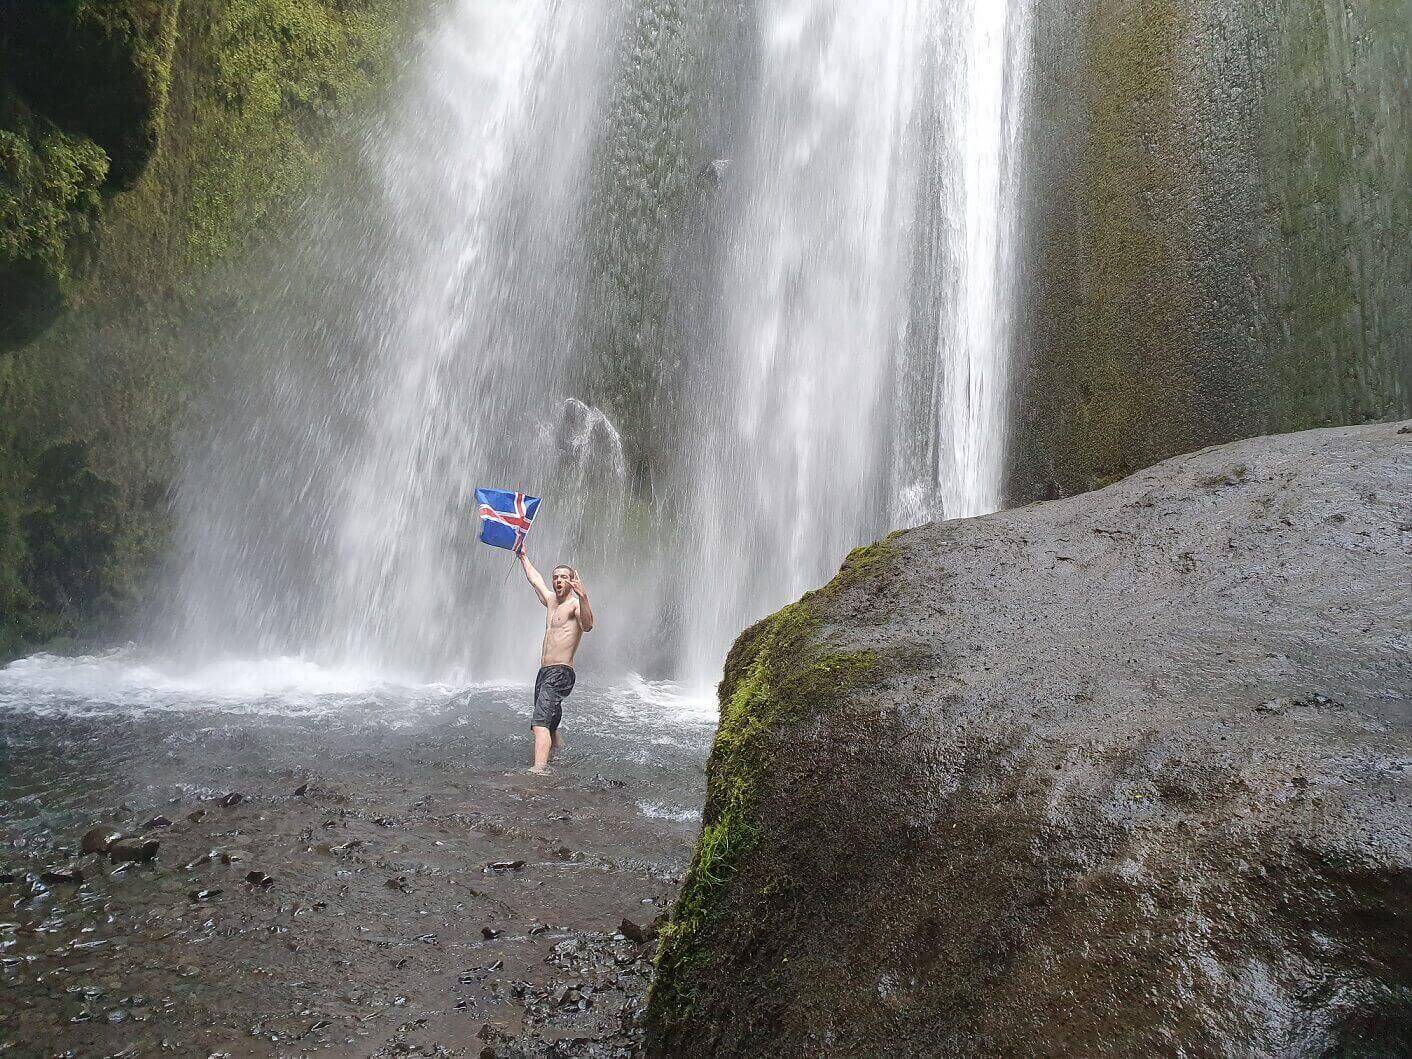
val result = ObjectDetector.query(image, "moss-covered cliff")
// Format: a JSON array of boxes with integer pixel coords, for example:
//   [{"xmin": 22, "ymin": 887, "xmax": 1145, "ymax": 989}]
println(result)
[
  {"xmin": 0, "ymin": 0, "xmax": 410, "ymax": 657},
  {"xmin": 1008, "ymin": 0, "xmax": 1411, "ymax": 500}
]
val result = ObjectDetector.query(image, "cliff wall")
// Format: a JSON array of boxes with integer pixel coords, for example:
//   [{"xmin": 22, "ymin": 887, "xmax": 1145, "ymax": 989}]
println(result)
[
  {"xmin": 0, "ymin": 0, "xmax": 410, "ymax": 655},
  {"xmin": 1008, "ymin": 0, "xmax": 1410, "ymax": 500}
]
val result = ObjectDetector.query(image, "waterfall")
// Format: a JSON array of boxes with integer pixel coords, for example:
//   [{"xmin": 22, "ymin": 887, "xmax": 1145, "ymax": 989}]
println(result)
[
  {"xmin": 166, "ymin": 0, "xmax": 1033, "ymax": 688},
  {"xmin": 679, "ymin": 0, "xmax": 1033, "ymax": 678},
  {"xmin": 168, "ymin": 0, "xmax": 625, "ymax": 679},
  {"xmin": 937, "ymin": 1, "xmax": 1033, "ymax": 520}
]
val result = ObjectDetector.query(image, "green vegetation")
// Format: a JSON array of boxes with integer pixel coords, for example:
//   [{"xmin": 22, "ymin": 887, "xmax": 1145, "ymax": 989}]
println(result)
[
  {"xmin": 648, "ymin": 539, "xmax": 895, "ymax": 1036},
  {"xmin": 0, "ymin": 0, "xmax": 413, "ymax": 658}
]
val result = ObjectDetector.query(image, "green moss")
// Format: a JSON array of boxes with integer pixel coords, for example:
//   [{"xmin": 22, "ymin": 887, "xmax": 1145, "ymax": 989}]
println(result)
[
  {"xmin": 0, "ymin": 0, "xmax": 416, "ymax": 658},
  {"xmin": 0, "ymin": 0, "xmax": 180, "ymax": 189},
  {"xmin": 835, "ymin": 530, "xmax": 904, "ymax": 588},
  {"xmin": 650, "ymin": 587, "xmax": 882, "ymax": 1034},
  {"xmin": 1009, "ymin": 0, "xmax": 1410, "ymax": 504},
  {"xmin": 650, "ymin": 533, "xmax": 902, "ymax": 1033},
  {"xmin": 0, "ymin": 90, "xmax": 111, "ymax": 344}
]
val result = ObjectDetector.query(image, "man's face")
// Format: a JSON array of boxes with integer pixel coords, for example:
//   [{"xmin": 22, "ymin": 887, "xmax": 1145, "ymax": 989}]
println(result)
[{"xmin": 552, "ymin": 567, "xmax": 573, "ymax": 598}]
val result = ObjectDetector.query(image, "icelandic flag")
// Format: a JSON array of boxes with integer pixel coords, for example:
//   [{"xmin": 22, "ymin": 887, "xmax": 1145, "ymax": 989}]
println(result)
[{"xmin": 475, "ymin": 488, "xmax": 540, "ymax": 552}]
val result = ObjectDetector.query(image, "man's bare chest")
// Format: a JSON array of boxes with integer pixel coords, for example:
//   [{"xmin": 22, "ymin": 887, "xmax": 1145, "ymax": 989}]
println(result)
[{"xmin": 546, "ymin": 602, "xmax": 577, "ymax": 631}]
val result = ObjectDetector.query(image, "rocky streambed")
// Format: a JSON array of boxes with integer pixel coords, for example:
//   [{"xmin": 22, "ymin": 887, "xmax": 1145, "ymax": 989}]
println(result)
[{"xmin": 0, "ymin": 676, "xmax": 712, "ymax": 1057}]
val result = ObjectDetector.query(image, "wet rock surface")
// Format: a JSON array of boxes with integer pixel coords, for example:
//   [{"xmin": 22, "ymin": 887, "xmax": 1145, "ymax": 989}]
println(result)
[
  {"xmin": 0, "ymin": 683, "xmax": 709, "ymax": 1056},
  {"xmin": 650, "ymin": 421, "xmax": 1412, "ymax": 1057}
]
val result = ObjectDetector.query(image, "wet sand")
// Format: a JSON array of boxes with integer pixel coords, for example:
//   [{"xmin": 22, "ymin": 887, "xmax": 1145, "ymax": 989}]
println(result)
[{"xmin": 0, "ymin": 668, "xmax": 711, "ymax": 1057}]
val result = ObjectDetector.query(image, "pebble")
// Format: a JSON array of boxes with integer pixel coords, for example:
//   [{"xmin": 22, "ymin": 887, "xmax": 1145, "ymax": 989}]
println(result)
[
  {"xmin": 219, "ymin": 793, "xmax": 243, "ymax": 808},
  {"xmin": 109, "ymin": 838, "xmax": 160, "ymax": 864},
  {"xmin": 81, "ymin": 827, "xmax": 123, "ymax": 855},
  {"xmin": 143, "ymin": 816, "xmax": 173, "ymax": 830}
]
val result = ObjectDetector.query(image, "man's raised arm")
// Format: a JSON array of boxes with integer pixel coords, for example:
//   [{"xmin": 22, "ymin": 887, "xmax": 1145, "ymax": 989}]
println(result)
[{"xmin": 518, "ymin": 548, "xmax": 552, "ymax": 607}]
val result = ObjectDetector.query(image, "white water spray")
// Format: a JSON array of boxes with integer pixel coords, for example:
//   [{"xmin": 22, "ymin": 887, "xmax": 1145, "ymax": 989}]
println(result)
[{"xmin": 160, "ymin": 0, "xmax": 1033, "ymax": 690}]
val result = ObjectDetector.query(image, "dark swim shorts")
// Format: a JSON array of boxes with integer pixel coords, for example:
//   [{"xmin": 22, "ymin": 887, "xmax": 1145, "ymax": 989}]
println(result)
[{"xmin": 531, "ymin": 665, "xmax": 575, "ymax": 732}]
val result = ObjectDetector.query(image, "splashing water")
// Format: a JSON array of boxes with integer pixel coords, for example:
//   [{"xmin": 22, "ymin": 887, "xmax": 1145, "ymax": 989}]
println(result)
[{"xmin": 138, "ymin": 0, "xmax": 1036, "ymax": 693}]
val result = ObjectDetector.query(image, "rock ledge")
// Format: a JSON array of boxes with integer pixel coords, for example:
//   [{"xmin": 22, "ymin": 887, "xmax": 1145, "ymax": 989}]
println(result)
[{"xmin": 649, "ymin": 421, "xmax": 1412, "ymax": 1057}]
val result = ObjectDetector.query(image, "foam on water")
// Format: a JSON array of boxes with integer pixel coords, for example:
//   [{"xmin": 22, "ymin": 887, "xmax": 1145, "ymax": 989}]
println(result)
[
  {"xmin": 0, "ymin": 650, "xmax": 457, "ymax": 721},
  {"xmin": 0, "ymin": 650, "xmax": 715, "ymax": 732}
]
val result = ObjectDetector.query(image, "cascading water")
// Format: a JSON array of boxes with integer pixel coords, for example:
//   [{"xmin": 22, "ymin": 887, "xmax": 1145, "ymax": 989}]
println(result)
[
  {"xmin": 677, "ymin": 1, "xmax": 928, "ymax": 678},
  {"xmin": 679, "ymin": 0, "xmax": 1033, "ymax": 677},
  {"xmin": 168, "ymin": 0, "xmax": 626, "ymax": 680},
  {"xmin": 936, "ymin": 1, "xmax": 1033, "ymax": 520},
  {"xmin": 162, "ymin": 0, "xmax": 1034, "ymax": 690}
]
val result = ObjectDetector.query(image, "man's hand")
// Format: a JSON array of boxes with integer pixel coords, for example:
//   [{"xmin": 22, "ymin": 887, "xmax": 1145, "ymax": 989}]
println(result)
[{"xmin": 572, "ymin": 574, "xmax": 594, "ymax": 632}]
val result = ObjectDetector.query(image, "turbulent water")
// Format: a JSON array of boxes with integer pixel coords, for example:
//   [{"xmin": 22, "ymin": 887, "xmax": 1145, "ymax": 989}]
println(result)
[{"xmin": 17, "ymin": 0, "xmax": 1036, "ymax": 704}]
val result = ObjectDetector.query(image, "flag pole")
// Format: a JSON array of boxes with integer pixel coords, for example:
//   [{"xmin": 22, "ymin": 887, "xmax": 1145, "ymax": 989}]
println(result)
[{"xmin": 501, "ymin": 536, "xmax": 521, "ymax": 586}]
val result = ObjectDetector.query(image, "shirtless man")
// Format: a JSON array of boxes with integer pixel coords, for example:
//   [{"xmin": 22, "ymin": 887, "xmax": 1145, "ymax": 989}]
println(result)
[{"xmin": 517, "ymin": 548, "xmax": 594, "ymax": 773}]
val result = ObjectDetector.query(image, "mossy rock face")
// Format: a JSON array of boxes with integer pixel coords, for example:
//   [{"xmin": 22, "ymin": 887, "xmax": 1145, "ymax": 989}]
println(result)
[
  {"xmin": 0, "ymin": 0, "xmax": 413, "ymax": 658},
  {"xmin": 0, "ymin": 89, "xmax": 110, "ymax": 345},
  {"xmin": 647, "ymin": 421, "xmax": 1412, "ymax": 1056},
  {"xmin": 1007, "ymin": 0, "xmax": 1411, "ymax": 502},
  {"xmin": 0, "ymin": 0, "xmax": 180, "ymax": 188},
  {"xmin": 648, "ymin": 540, "xmax": 895, "ymax": 1046},
  {"xmin": 0, "ymin": 436, "xmax": 125, "ymax": 658},
  {"xmin": 0, "ymin": 0, "xmax": 178, "ymax": 331}
]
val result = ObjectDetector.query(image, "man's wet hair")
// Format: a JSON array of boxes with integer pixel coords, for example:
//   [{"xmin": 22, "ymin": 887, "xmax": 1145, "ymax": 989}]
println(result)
[{"xmin": 552, "ymin": 564, "xmax": 576, "ymax": 579}]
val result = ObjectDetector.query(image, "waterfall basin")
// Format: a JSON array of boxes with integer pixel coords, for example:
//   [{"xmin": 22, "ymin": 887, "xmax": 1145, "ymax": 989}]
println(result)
[{"xmin": 0, "ymin": 651, "xmax": 713, "ymax": 1053}]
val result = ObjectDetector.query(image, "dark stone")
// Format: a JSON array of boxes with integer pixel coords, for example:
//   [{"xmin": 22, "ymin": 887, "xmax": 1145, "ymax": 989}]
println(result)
[
  {"xmin": 245, "ymin": 871, "xmax": 273, "ymax": 888},
  {"xmin": 218, "ymin": 793, "xmax": 243, "ymax": 808},
  {"xmin": 619, "ymin": 918, "xmax": 649, "ymax": 945},
  {"xmin": 293, "ymin": 782, "xmax": 310, "ymax": 796},
  {"xmin": 108, "ymin": 838, "xmax": 159, "ymax": 864},
  {"xmin": 80, "ymin": 827, "xmax": 123, "ymax": 855},
  {"xmin": 142, "ymin": 816, "xmax": 172, "ymax": 830},
  {"xmin": 186, "ymin": 809, "xmax": 206, "ymax": 823},
  {"xmin": 40, "ymin": 868, "xmax": 84, "ymax": 885},
  {"xmin": 485, "ymin": 860, "xmax": 525, "ymax": 873},
  {"xmin": 481, "ymin": 927, "xmax": 501, "ymax": 940},
  {"xmin": 650, "ymin": 423, "xmax": 1412, "ymax": 1057},
  {"xmin": 188, "ymin": 889, "xmax": 221, "ymax": 902}
]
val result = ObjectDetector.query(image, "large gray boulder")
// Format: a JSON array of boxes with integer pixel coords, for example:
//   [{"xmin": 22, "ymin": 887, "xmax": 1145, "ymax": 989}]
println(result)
[{"xmin": 649, "ymin": 421, "xmax": 1411, "ymax": 1057}]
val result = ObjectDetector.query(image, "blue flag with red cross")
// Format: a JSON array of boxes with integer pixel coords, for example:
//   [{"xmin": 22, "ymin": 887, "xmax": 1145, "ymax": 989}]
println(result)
[{"xmin": 474, "ymin": 488, "xmax": 540, "ymax": 553}]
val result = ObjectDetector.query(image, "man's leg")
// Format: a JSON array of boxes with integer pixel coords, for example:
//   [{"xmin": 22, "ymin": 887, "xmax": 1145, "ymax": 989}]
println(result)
[
  {"xmin": 551, "ymin": 728, "xmax": 565, "ymax": 757},
  {"xmin": 530, "ymin": 725, "xmax": 552, "ymax": 772}
]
